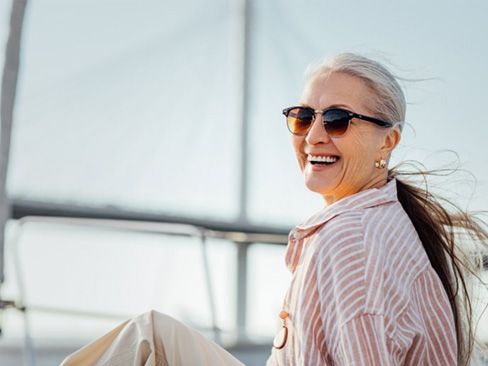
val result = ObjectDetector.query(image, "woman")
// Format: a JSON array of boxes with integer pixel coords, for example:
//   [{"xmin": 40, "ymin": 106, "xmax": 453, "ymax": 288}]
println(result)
[
  {"xmin": 62, "ymin": 53, "xmax": 487, "ymax": 366},
  {"xmin": 266, "ymin": 52, "xmax": 487, "ymax": 365}
]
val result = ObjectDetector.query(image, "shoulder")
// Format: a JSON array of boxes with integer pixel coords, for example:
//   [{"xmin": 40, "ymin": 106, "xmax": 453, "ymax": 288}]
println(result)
[
  {"xmin": 313, "ymin": 200, "xmax": 423, "ymax": 260},
  {"xmin": 314, "ymin": 210, "xmax": 365, "ymax": 254},
  {"xmin": 360, "ymin": 201, "xmax": 431, "ymax": 278},
  {"xmin": 314, "ymin": 198, "xmax": 405, "ymax": 242},
  {"xmin": 311, "ymin": 211, "xmax": 368, "ymax": 321},
  {"xmin": 312, "ymin": 202, "xmax": 429, "ymax": 312},
  {"xmin": 313, "ymin": 202, "xmax": 397, "ymax": 260},
  {"xmin": 349, "ymin": 199, "xmax": 413, "ymax": 247}
]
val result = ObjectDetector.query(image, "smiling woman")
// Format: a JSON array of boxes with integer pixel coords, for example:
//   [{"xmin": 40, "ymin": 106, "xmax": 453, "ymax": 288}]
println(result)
[
  {"xmin": 266, "ymin": 52, "xmax": 488, "ymax": 366},
  {"xmin": 60, "ymin": 52, "xmax": 488, "ymax": 366}
]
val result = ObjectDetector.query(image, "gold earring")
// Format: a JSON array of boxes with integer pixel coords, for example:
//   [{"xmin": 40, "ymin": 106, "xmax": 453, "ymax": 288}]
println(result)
[{"xmin": 375, "ymin": 159, "xmax": 386, "ymax": 169}]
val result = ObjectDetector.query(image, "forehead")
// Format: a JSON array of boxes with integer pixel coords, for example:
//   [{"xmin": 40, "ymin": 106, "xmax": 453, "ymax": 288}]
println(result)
[{"xmin": 300, "ymin": 72, "xmax": 374, "ymax": 111}]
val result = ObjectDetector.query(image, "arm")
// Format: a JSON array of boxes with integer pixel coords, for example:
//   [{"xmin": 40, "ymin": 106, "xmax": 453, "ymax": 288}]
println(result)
[
  {"xmin": 313, "ymin": 213, "xmax": 398, "ymax": 365},
  {"xmin": 332, "ymin": 314, "xmax": 395, "ymax": 366}
]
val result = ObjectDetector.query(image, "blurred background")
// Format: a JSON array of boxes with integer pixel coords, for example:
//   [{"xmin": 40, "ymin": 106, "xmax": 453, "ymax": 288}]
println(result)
[{"xmin": 0, "ymin": 0, "xmax": 487, "ymax": 365}]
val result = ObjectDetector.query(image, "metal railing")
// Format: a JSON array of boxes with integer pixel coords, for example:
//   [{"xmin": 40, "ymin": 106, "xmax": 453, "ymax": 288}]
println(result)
[{"xmin": 3, "ymin": 200, "xmax": 289, "ymax": 366}]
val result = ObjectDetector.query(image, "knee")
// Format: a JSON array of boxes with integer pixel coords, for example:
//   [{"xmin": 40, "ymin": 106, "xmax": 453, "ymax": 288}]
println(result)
[{"xmin": 137, "ymin": 309, "xmax": 181, "ymax": 329}]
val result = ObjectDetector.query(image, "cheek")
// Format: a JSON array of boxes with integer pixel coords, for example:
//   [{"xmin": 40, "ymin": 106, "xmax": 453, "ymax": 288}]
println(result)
[{"xmin": 338, "ymin": 129, "xmax": 377, "ymax": 168}]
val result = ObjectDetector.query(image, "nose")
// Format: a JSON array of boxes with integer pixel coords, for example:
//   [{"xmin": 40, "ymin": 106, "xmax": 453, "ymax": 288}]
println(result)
[{"xmin": 305, "ymin": 112, "xmax": 331, "ymax": 145}]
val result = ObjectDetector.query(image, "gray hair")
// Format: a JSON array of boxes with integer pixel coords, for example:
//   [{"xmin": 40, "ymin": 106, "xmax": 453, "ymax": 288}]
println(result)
[{"xmin": 304, "ymin": 52, "xmax": 406, "ymax": 133}]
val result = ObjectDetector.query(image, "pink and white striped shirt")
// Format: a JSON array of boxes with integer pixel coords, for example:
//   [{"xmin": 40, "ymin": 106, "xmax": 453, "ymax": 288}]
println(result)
[{"xmin": 266, "ymin": 177, "xmax": 457, "ymax": 365}]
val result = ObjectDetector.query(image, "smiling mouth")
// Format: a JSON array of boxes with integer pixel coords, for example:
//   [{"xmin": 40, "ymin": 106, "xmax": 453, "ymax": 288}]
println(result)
[
  {"xmin": 310, "ymin": 160, "xmax": 338, "ymax": 165},
  {"xmin": 307, "ymin": 154, "xmax": 341, "ymax": 166}
]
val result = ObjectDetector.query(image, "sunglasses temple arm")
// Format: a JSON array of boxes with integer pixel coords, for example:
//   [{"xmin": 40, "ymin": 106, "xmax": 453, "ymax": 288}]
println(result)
[{"xmin": 356, "ymin": 115, "xmax": 393, "ymax": 127}]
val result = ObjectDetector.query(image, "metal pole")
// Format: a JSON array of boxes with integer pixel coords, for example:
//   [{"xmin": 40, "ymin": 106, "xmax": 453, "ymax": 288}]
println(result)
[
  {"xmin": 236, "ymin": 241, "xmax": 249, "ymax": 341},
  {"xmin": 233, "ymin": 0, "xmax": 251, "ymax": 342},
  {"xmin": 200, "ymin": 234, "xmax": 221, "ymax": 344},
  {"xmin": 0, "ymin": 1, "xmax": 30, "ymax": 362},
  {"xmin": 0, "ymin": 0, "xmax": 28, "ymax": 285},
  {"xmin": 237, "ymin": 0, "xmax": 251, "ymax": 224}
]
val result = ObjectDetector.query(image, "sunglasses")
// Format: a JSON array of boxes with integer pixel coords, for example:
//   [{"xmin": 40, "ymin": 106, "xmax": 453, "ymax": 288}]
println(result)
[{"xmin": 282, "ymin": 106, "xmax": 393, "ymax": 137}]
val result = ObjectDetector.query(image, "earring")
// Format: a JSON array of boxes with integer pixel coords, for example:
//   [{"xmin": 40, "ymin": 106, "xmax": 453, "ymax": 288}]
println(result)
[{"xmin": 375, "ymin": 158, "xmax": 386, "ymax": 169}]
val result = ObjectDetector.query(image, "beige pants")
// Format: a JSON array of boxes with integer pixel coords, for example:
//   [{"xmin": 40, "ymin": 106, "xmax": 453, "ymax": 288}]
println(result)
[{"xmin": 60, "ymin": 310, "xmax": 246, "ymax": 366}]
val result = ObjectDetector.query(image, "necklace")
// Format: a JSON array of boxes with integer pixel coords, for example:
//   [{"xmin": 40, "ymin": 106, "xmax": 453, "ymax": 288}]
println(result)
[
  {"xmin": 272, "ymin": 309, "xmax": 289, "ymax": 349},
  {"xmin": 273, "ymin": 285, "xmax": 291, "ymax": 350},
  {"xmin": 273, "ymin": 254, "xmax": 298, "ymax": 350}
]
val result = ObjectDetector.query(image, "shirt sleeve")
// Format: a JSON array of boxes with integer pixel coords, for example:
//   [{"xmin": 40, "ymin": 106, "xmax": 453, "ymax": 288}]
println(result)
[
  {"xmin": 313, "ymin": 213, "xmax": 398, "ymax": 364},
  {"xmin": 333, "ymin": 314, "xmax": 395, "ymax": 365}
]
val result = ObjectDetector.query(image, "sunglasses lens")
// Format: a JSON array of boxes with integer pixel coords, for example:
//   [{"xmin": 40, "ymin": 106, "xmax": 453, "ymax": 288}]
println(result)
[
  {"xmin": 286, "ymin": 107, "xmax": 314, "ymax": 135},
  {"xmin": 323, "ymin": 109, "xmax": 350, "ymax": 137}
]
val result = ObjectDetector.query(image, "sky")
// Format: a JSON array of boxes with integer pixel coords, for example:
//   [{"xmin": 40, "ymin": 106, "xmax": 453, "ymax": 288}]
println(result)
[
  {"xmin": 0, "ymin": 0, "xmax": 487, "ymax": 348},
  {"xmin": 5, "ymin": 0, "xmax": 488, "ymax": 225}
]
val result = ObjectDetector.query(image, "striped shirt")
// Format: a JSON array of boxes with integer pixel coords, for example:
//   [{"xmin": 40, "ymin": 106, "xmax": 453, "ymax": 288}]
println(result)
[{"xmin": 266, "ymin": 177, "xmax": 457, "ymax": 365}]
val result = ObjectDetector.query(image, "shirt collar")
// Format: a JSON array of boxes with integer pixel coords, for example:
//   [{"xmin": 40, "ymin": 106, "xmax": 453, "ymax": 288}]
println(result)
[
  {"xmin": 291, "ymin": 177, "xmax": 399, "ymax": 241},
  {"xmin": 285, "ymin": 178, "xmax": 398, "ymax": 273}
]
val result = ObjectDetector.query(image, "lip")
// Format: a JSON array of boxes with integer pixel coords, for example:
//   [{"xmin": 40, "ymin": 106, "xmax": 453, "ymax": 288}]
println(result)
[
  {"xmin": 304, "ymin": 153, "xmax": 340, "ymax": 171},
  {"xmin": 305, "ymin": 153, "xmax": 341, "ymax": 162},
  {"xmin": 306, "ymin": 152, "xmax": 341, "ymax": 157},
  {"xmin": 308, "ymin": 160, "xmax": 339, "ymax": 172}
]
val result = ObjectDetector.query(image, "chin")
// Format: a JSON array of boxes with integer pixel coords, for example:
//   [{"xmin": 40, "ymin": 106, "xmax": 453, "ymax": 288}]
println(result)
[{"xmin": 304, "ymin": 178, "xmax": 336, "ymax": 197}]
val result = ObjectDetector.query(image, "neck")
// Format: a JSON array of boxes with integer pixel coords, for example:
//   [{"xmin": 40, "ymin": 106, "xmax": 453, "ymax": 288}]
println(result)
[{"xmin": 322, "ymin": 174, "xmax": 388, "ymax": 205}]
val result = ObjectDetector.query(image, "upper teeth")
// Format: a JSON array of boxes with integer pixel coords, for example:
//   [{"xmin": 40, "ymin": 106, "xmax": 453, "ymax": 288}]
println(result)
[{"xmin": 308, "ymin": 155, "xmax": 339, "ymax": 163}]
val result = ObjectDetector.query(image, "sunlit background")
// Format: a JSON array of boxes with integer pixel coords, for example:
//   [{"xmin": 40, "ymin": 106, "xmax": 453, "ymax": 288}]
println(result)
[{"xmin": 0, "ymin": 0, "xmax": 487, "ymax": 365}]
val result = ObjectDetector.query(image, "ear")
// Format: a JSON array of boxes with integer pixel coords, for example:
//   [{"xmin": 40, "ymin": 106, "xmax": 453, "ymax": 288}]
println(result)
[{"xmin": 379, "ymin": 127, "xmax": 401, "ymax": 157}]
